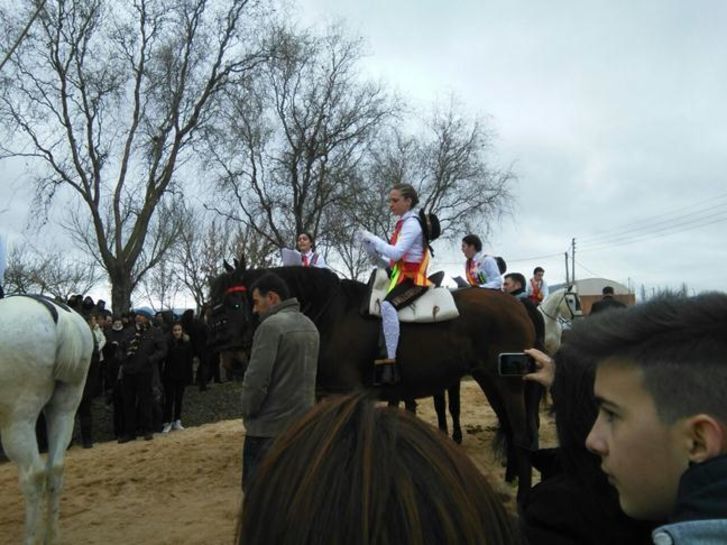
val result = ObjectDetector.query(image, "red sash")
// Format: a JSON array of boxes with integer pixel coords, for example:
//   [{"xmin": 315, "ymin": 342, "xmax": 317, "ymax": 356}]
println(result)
[
  {"xmin": 389, "ymin": 218, "xmax": 430, "ymax": 288},
  {"xmin": 529, "ymin": 279, "xmax": 543, "ymax": 302}
]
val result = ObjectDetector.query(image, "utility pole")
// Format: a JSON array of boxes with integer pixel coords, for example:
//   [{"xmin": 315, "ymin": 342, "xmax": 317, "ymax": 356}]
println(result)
[
  {"xmin": 571, "ymin": 238, "xmax": 576, "ymax": 284},
  {"xmin": 564, "ymin": 251, "xmax": 570, "ymax": 285}
]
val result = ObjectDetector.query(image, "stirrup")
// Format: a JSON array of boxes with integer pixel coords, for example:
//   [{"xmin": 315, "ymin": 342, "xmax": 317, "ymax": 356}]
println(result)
[{"xmin": 374, "ymin": 358, "xmax": 396, "ymax": 366}]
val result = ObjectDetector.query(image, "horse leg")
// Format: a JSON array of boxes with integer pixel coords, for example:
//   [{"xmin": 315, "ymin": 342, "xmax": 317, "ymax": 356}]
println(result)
[
  {"xmin": 448, "ymin": 381, "xmax": 462, "ymax": 444},
  {"xmin": 403, "ymin": 398, "xmax": 417, "ymax": 414},
  {"xmin": 433, "ymin": 391, "xmax": 448, "ymax": 435},
  {"xmin": 524, "ymin": 381, "xmax": 543, "ymax": 450},
  {"xmin": 496, "ymin": 380, "xmax": 533, "ymax": 503},
  {"xmin": 1, "ymin": 418, "xmax": 46, "ymax": 545},
  {"xmin": 43, "ymin": 382, "xmax": 84, "ymax": 545}
]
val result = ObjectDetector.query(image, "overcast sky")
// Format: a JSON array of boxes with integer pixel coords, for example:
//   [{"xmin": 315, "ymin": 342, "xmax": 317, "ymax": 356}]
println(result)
[
  {"xmin": 294, "ymin": 0, "xmax": 727, "ymax": 294},
  {"xmin": 2, "ymin": 0, "xmax": 726, "ymax": 302}
]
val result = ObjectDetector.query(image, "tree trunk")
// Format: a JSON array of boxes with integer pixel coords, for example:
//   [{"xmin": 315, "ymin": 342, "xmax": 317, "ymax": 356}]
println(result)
[{"xmin": 110, "ymin": 269, "xmax": 133, "ymax": 315}]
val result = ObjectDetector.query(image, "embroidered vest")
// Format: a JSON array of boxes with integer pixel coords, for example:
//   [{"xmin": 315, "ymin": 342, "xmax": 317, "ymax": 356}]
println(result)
[{"xmin": 388, "ymin": 218, "xmax": 431, "ymax": 291}]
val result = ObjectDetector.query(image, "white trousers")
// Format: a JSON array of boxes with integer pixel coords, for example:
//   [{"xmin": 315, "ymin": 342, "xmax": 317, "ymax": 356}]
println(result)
[{"xmin": 380, "ymin": 300, "xmax": 399, "ymax": 360}]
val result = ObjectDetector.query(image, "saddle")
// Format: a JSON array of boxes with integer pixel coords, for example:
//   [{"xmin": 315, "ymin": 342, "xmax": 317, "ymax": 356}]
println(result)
[
  {"xmin": 10, "ymin": 294, "xmax": 71, "ymax": 324},
  {"xmin": 365, "ymin": 268, "xmax": 459, "ymax": 323}
]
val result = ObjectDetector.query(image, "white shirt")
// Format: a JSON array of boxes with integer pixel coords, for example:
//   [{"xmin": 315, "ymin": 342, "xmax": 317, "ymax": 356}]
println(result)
[
  {"xmin": 369, "ymin": 211, "xmax": 425, "ymax": 263},
  {"xmin": 301, "ymin": 250, "xmax": 327, "ymax": 269},
  {"xmin": 467, "ymin": 251, "xmax": 502, "ymax": 290},
  {"xmin": 526, "ymin": 278, "xmax": 549, "ymax": 299}
]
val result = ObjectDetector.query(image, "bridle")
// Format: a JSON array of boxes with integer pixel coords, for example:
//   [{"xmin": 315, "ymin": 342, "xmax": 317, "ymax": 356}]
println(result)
[{"xmin": 540, "ymin": 290, "xmax": 582, "ymax": 328}]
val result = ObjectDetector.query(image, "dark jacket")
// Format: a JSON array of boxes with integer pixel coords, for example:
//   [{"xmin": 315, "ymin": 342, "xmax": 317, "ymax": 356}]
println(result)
[
  {"xmin": 512, "ymin": 288, "xmax": 546, "ymax": 349},
  {"xmin": 162, "ymin": 334, "xmax": 194, "ymax": 384},
  {"xmin": 590, "ymin": 296, "xmax": 626, "ymax": 315},
  {"xmin": 522, "ymin": 450, "xmax": 655, "ymax": 545},
  {"xmin": 652, "ymin": 454, "xmax": 727, "ymax": 544},
  {"xmin": 103, "ymin": 326, "xmax": 132, "ymax": 385},
  {"xmin": 241, "ymin": 298, "xmax": 319, "ymax": 438},
  {"xmin": 121, "ymin": 324, "xmax": 167, "ymax": 375}
]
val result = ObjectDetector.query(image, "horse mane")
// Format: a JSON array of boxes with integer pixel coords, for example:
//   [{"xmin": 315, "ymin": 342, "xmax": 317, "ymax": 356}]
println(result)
[{"xmin": 211, "ymin": 266, "xmax": 358, "ymax": 328}]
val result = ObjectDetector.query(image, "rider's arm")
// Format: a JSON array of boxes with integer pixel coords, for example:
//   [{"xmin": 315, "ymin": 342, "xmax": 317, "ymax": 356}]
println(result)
[
  {"xmin": 541, "ymin": 280, "xmax": 549, "ymax": 298},
  {"xmin": 371, "ymin": 217, "xmax": 423, "ymax": 262},
  {"xmin": 480, "ymin": 257, "xmax": 503, "ymax": 290}
]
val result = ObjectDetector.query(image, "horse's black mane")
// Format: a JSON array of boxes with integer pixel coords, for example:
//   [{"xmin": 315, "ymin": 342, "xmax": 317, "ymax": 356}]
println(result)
[{"xmin": 210, "ymin": 266, "xmax": 369, "ymax": 327}]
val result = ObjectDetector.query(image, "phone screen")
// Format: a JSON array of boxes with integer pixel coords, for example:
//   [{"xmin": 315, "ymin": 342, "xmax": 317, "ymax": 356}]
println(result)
[{"xmin": 498, "ymin": 353, "xmax": 535, "ymax": 376}]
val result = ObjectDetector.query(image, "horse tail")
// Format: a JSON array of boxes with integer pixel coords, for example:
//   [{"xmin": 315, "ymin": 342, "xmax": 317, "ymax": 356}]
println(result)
[{"xmin": 52, "ymin": 307, "xmax": 94, "ymax": 385}]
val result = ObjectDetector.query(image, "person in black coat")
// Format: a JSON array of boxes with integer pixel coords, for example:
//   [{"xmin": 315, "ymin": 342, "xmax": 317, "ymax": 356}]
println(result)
[
  {"xmin": 590, "ymin": 286, "xmax": 627, "ymax": 315},
  {"xmin": 118, "ymin": 310, "xmax": 167, "ymax": 443},
  {"xmin": 161, "ymin": 321, "xmax": 194, "ymax": 433}
]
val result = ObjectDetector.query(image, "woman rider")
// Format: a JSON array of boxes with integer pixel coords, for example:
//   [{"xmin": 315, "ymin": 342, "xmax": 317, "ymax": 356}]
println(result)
[
  {"xmin": 360, "ymin": 183, "xmax": 431, "ymax": 385},
  {"xmin": 297, "ymin": 232, "xmax": 328, "ymax": 268}
]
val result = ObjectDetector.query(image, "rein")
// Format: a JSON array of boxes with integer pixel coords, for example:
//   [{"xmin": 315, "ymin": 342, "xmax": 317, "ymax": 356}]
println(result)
[{"xmin": 539, "ymin": 291, "xmax": 581, "ymax": 327}]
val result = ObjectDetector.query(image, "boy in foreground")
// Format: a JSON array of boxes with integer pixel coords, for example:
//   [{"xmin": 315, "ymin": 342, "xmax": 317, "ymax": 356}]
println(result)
[{"xmin": 528, "ymin": 292, "xmax": 727, "ymax": 543}]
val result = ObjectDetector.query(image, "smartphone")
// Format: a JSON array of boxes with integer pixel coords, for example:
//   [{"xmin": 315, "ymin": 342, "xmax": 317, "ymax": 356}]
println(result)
[{"xmin": 498, "ymin": 353, "xmax": 536, "ymax": 376}]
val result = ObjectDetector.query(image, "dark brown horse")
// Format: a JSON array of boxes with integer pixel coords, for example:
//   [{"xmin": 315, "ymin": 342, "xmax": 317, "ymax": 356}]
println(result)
[{"xmin": 208, "ymin": 263, "xmax": 537, "ymax": 499}]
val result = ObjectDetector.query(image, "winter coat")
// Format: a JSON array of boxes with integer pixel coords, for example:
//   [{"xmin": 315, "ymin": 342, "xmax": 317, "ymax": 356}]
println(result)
[
  {"xmin": 651, "ymin": 454, "xmax": 727, "ymax": 545},
  {"xmin": 162, "ymin": 334, "xmax": 194, "ymax": 384},
  {"xmin": 121, "ymin": 324, "xmax": 167, "ymax": 375},
  {"xmin": 241, "ymin": 298, "xmax": 319, "ymax": 438}
]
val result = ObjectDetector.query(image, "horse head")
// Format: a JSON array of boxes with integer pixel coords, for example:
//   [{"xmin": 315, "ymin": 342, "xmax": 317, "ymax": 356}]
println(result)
[
  {"xmin": 208, "ymin": 257, "xmax": 257, "ymax": 370},
  {"xmin": 562, "ymin": 285, "xmax": 583, "ymax": 320}
]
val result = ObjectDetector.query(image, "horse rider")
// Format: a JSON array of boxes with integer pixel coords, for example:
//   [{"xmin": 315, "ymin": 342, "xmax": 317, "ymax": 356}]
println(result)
[
  {"xmin": 359, "ymin": 183, "xmax": 431, "ymax": 385},
  {"xmin": 461, "ymin": 234, "xmax": 503, "ymax": 290},
  {"xmin": 297, "ymin": 232, "xmax": 328, "ymax": 268},
  {"xmin": 504, "ymin": 272, "xmax": 545, "ymax": 349},
  {"xmin": 527, "ymin": 266, "xmax": 549, "ymax": 305}
]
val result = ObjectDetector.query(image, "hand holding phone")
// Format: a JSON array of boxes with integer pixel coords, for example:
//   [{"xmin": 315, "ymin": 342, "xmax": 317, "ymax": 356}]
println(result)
[{"xmin": 497, "ymin": 353, "xmax": 536, "ymax": 376}]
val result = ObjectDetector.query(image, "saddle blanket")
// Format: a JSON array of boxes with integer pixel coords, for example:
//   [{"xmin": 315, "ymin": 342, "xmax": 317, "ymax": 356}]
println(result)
[{"xmin": 368, "ymin": 268, "xmax": 460, "ymax": 323}]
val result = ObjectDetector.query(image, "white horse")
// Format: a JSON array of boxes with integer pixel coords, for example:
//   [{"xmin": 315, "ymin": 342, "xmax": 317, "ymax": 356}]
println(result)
[
  {"xmin": 0, "ymin": 295, "xmax": 94, "ymax": 545},
  {"xmin": 538, "ymin": 286, "xmax": 582, "ymax": 355}
]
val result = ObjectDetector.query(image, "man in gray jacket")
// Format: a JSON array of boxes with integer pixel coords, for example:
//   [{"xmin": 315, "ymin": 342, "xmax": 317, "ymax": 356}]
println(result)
[{"xmin": 241, "ymin": 272, "xmax": 319, "ymax": 490}]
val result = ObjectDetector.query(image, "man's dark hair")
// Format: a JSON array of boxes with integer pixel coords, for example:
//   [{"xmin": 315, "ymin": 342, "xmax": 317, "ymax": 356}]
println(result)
[
  {"xmin": 505, "ymin": 272, "xmax": 526, "ymax": 290},
  {"xmin": 534, "ymin": 266, "xmax": 544, "ymax": 275},
  {"xmin": 602, "ymin": 286, "xmax": 615, "ymax": 295},
  {"xmin": 562, "ymin": 292, "xmax": 727, "ymax": 424},
  {"xmin": 250, "ymin": 272, "xmax": 290, "ymax": 301},
  {"xmin": 462, "ymin": 234, "xmax": 483, "ymax": 253}
]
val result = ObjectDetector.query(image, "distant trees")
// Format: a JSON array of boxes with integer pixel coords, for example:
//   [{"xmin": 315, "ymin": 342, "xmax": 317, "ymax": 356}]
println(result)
[
  {"xmin": 205, "ymin": 24, "xmax": 514, "ymax": 280},
  {"xmin": 3, "ymin": 243, "xmax": 102, "ymax": 300},
  {"xmin": 1, "ymin": 1, "xmax": 516, "ymax": 306},
  {"xmin": 0, "ymin": 0, "xmax": 271, "ymax": 312}
]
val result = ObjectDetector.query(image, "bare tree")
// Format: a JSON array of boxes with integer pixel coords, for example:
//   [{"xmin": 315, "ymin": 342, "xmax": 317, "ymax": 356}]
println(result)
[
  {"xmin": 331, "ymin": 99, "xmax": 515, "ymax": 278},
  {"xmin": 3, "ymin": 243, "xmax": 101, "ymax": 299},
  {"xmin": 0, "ymin": 0, "xmax": 270, "ymax": 312},
  {"xmin": 206, "ymin": 25, "xmax": 395, "ymax": 266},
  {"xmin": 138, "ymin": 255, "xmax": 181, "ymax": 312},
  {"xmin": 171, "ymin": 208, "xmax": 277, "ymax": 312}
]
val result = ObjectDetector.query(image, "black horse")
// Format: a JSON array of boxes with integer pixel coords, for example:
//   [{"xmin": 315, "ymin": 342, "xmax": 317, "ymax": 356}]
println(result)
[{"xmin": 209, "ymin": 263, "xmax": 537, "ymax": 500}]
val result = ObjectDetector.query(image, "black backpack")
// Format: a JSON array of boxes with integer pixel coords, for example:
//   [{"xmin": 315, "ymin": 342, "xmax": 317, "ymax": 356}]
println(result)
[
  {"xmin": 417, "ymin": 209, "xmax": 441, "ymax": 255},
  {"xmin": 495, "ymin": 256, "xmax": 507, "ymax": 274}
]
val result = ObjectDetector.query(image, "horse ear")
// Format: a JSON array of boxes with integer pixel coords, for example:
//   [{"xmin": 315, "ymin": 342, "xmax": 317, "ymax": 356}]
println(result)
[
  {"xmin": 233, "ymin": 258, "xmax": 240, "ymax": 270},
  {"xmin": 237, "ymin": 255, "xmax": 247, "ymax": 271},
  {"xmin": 223, "ymin": 259, "xmax": 234, "ymax": 273}
]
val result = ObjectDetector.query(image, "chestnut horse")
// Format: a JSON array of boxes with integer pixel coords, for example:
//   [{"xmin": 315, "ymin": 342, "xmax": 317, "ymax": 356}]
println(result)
[{"xmin": 209, "ymin": 263, "xmax": 537, "ymax": 499}]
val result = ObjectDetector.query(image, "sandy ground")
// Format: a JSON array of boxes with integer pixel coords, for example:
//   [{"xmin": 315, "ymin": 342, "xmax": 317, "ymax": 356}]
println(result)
[{"xmin": 0, "ymin": 381, "xmax": 555, "ymax": 545}]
